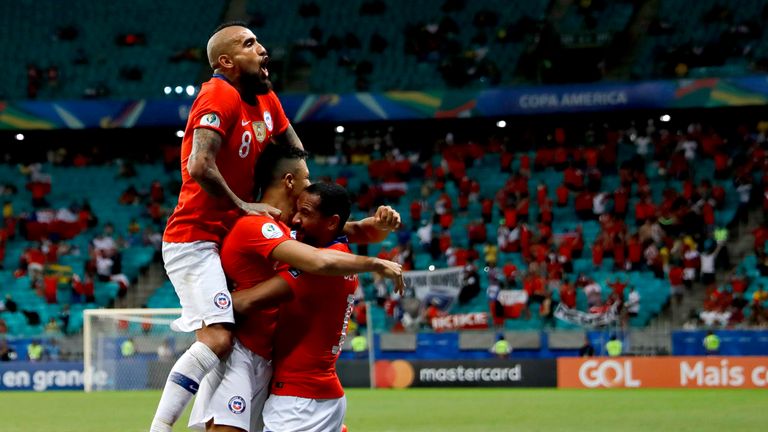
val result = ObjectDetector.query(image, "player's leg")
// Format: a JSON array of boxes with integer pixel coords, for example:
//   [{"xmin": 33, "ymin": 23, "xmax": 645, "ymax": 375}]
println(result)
[
  {"xmin": 263, "ymin": 395, "xmax": 306, "ymax": 432},
  {"xmin": 188, "ymin": 340, "xmax": 256, "ymax": 432},
  {"xmin": 247, "ymin": 354, "xmax": 272, "ymax": 432},
  {"xmin": 151, "ymin": 241, "xmax": 235, "ymax": 432},
  {"xmin": 264, "ymin": 395, "xmax": 346, "ymax": 432}
]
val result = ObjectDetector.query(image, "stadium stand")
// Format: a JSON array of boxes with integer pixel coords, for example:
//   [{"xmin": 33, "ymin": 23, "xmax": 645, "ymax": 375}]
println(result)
[
  {"xmin": 1, "ymin": 1, "xmax": 767, "ymax": 359},
  {"xmin": 0, "ymin": 0, "xmax": 225, "ymax": 100},
  {"xmin": 3, "ymin": 0, "xmax": 768, "ymax": 99},
  {"xmin": 2, "ymin": 114, "xmax": 765, "ymax": 341}
]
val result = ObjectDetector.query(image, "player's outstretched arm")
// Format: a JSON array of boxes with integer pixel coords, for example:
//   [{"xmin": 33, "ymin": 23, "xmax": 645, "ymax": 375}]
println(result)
[
  {"xmin": 344, "ymin": 205, "xmax": 402, "ymax": 244},
  {"xmin": 187, "ymin": 128, "xmax": 281, "ymax": 218},
  {"xmin": 232, "ymin": 276, "xmax": 292, "ymax": 314},
  {"xmin": 271, "ymin": 239, "xmax": 399, "ymax": 277},
  {"xmin": 272, "ymin": 124, "xmax": 304, "ymax": 150}
]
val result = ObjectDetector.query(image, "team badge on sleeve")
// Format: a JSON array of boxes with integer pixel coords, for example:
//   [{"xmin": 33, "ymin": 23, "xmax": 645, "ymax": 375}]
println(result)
[
  {"xmin": 261, "ymin": 223, "xmax": 283, "ymax": 239},
  {"xmin": 200, "ymin": 113, "xmax": 221, "ymax": 128},
  {"xmin": 228, "ymin": 396, "xmax": 246, "ymax": 414},
  {"xmin": 213, "ymin": 291, "xmax": 231, "ymax": 309}
]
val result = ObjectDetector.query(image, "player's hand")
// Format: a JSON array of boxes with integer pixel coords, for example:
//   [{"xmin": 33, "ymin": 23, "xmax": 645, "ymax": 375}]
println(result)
[
  {"xmin": 373, "ymin": 205, "xmax": 401, "ymax": 231},
  {"xmin": 240, "ymin": 202, "xmax": 281, "ymax": 219},
  {"xmin": 375, "ymin": 258, "xmax": 406, "ymax": 295}
]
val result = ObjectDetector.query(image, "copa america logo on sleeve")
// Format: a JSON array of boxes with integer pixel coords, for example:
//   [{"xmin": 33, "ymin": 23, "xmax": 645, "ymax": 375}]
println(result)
[
  {"xmin": 213, "ymin": 291, "xmax": 231, "ymax": 309},
  {"xmin": 228, "ymin": 396, "xmax": 246, "ymax": 414},
  {"xmin": 263, "ymin": 110, "xmax": 273, "ymax": 131},
  {"xmin": 200, "ymin": 113, "xmax": 220, "ymax": 128},
  {"xmin": 261, "ymin": 223, "xmax": 284, "ymax": 239}
]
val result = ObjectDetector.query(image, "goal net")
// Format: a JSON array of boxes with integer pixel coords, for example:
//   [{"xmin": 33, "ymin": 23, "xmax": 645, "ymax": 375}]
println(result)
[{"xmin": 83, "ymin": 308, "xmax": 193, "ymax": 392}]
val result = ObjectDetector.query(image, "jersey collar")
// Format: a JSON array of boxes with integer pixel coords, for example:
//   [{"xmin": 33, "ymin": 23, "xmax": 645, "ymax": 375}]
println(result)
[
  {"xmin": 325, "ymin": 235, "xmax": 349, "ymax": 248},
  {"xmin": 212, "ymin": 73, "xmax": 232, "ymax": 84}
]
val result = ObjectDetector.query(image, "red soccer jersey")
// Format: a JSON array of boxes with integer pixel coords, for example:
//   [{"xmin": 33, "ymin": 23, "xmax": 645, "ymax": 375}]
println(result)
[
  {"xmin": 221, "ymin": 215, "xmax": 293, "ymax": 359},
  {"xmin": 164, "ymin": 76, "xmax": 289, "ymax": 244},
  {"xmin": 270, "ymin": 240, "xmax": 358, "ymax": 399}
]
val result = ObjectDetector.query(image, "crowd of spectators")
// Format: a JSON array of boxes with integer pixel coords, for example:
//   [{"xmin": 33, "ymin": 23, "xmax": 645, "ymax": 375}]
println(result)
[
  {"xmin": 0, "ymin": 154, "xmax": 171, "ymax": 341},
  {"xmin": 324, "ymin": 118, "xmax": 768, "ymax": 332}
]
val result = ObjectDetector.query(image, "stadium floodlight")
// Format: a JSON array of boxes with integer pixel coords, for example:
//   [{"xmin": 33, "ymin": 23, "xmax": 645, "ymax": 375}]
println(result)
[
  {"xmin": 175, "ymin": 130, "xmax": 184, "ymax": 138},
  {"xmin": 15, "ymin": 133, "xmax": 24, "ymax": 141},
  {"xmin": 335, "ymin": 125, "xmax": 345, "ymax": 134},
  {"xmin": 163, "ymin": 86, "xmax": 172, "ymax": 95},
  {"xmin": 174, "ymin": 86, "xmax": 183, "ymax": 94},
  {"xmin": 185, "ymin": 85, "xmax": 195, "ymax": 96},
  {"xmin": 660, "ymin": 114, "xmax": 671, "ymax": 122},
  {"xmin": 496, "ymin": 120, "xmax": 507, "ymax": 128}
]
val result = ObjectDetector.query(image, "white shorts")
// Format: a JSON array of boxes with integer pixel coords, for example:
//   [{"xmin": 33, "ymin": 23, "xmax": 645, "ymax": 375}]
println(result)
[
  {"xmin": 189, "ymin": 339, "xmax": 273, "ymax": 431},
  {"xmin": 163, "ymin": 241, "xmax": 233, "ymax": 332},
  {"xmin": 263, "ymin": 395, "xmax": 346, "ymax": 432}
]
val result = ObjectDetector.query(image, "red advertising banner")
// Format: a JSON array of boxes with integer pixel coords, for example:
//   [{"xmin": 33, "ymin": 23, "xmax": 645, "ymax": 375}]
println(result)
[
  {"xmin": 558, "ymin": 357, "xmax": 768, "ymax": 389},
  {"xmin": 430, "ymin": 312, "xmax": 489, "ymax": 332}
]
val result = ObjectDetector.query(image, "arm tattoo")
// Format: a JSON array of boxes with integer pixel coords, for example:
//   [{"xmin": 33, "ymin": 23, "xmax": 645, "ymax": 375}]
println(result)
[
  {"xmin": 189, "ymin": 128, "xmax": 222, "ymax": 166},
  {"xmin": 188, "ymin": 128, "xmax": 231, "ymax": 198}
]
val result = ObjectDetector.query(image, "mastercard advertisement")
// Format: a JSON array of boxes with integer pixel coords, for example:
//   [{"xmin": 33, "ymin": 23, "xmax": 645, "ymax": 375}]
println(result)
[{"xmin": 373, "ymin": 359, "xmax": 556, "ymax": 388}]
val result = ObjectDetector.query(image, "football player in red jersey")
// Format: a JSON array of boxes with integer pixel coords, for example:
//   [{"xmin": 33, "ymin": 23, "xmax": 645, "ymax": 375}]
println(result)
[
  {"xmin": 189, "ymin": 143, "xmax": 404, "ymax": 432},
  {"xmin": 152, "ymin": 21, "xmax": 298, "ymax": 431},
  {"xmin": 257, "ymin": 183, "xmax": 365, "ymax": 432},
  {"xmin": 153, "ymin": 21, "xmax": 325, "ymax": 431}
]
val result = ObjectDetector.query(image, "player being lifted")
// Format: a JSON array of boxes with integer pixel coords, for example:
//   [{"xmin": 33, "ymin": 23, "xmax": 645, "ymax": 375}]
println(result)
[
  {"xmin": 152, "ymin": 21, "xmax": 306, "ymax": 431},
  {"xmin": 188, "ymin": 144, "xmax": 404, "ymax": 431}
]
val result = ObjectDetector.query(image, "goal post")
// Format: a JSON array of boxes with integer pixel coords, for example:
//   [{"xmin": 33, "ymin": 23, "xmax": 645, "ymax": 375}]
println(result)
[{"xmin": 83, "ymin": 308, "xmax": 192, "ymax": 392}]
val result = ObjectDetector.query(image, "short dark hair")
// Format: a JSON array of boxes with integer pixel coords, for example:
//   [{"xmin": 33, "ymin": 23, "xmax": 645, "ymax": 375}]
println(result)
[
  {"xmin": 254, "ymin": 143, "xmax": 309, "ymax": 196},
  {"xmin": 212, "ymin": 21, "xmax": 249, "ymax": 36},
  {"xmin": 304, "ymin": 182, "xmax": 352, "ymax": 233}
]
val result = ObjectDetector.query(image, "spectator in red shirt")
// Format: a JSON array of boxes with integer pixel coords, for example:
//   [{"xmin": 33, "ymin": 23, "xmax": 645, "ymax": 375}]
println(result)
[
  {"xmin": 575, "ymin": 191, "xmax": 593, "ymax": 220},
  {"xmin": 714, "ymin": 152, "xmax": 729, "ymax": 179},
  {"xmin": 517, "ymin": 193, "xmax": 530, "ymax": 223},
  {"xmin": 457, "ymin": 193, "xmax": 469, "ymax": 213},
  {"xmin": 613, "ymin": 187, "xmax": 629, "ymax": 219},
  {"xmin": 753, "ymin": 223, "xmax": 768, "ymax": 254},
  {"xmin": 536, "ymin": 183, "xmax": 548, "ymax": 207},
  {"xmin": 559, "ymin": 281, "xmax": 577, "ymax": 308},
  {"xmin": 607, "ymin": 277, "xmax": 628, "ymax": 297},
  {"xmin": 468, "ymin": 221, "xmax": 487, "ymax": 247},
  {"xmin": 669, "ymin": 265, "xmax": 685, "ymax": 305},
  {"xmin": 730, "ymin": 273, "xmax": 748, "ymax": 294},
  {"xmin": 592, "ymin": 242, "xmax": 604, "ymax": 269},
  {"xmin": 481, "ymin": 198, "xmax": 493, "ymax": 224},
  {"xmin": 409, "ymin": 200, "xmax": 422, "ymax": 225},
  {"xmin": 439, "ymin": 212, "xmax": 453, "ymax": 230},
  {"xmin": 539, "ymin": 200, "xmax": 553, "ymax": 225},
  {"xmin": 627, "ymin": 234, "xmax": 643, "ymax": 270},
  {"xmin": 500, "ymin": 149, "xmax": 514, "ymax": 173},
  {"xmin": 564, "ymin": 164, "xmax": 584, "ymax": 190},
  {"xmin": 150, "ymin": 180, "xmax": 165, "ymax": 204},
  {"xmin": 504, "ymin": 207, "xmax": 518, "ymax": 228},
  {"xmin": 438, "ymin": 230, "xmax": 451, "ymax": 253},
  {"xmin": 519, "ymin": 154, "xmax": 531, "ymax": 177}
]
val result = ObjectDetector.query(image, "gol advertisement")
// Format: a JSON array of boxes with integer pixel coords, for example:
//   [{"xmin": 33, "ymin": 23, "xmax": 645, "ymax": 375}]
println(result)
[{"xmin": 558, "ymin": 357, "xmax": 768, "ymax": 389}]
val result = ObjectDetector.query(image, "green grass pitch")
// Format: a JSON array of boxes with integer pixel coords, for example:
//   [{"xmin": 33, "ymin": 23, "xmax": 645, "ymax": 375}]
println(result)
[{"xmin": 0, "ymin": 388, "xmax": 765, "ymax": 431}]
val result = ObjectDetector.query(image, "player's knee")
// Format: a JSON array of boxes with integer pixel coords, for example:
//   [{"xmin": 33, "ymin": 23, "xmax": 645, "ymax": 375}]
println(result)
[{"xmin": 197, "ymin": 325, "xmax": 234, "ymax": 359}]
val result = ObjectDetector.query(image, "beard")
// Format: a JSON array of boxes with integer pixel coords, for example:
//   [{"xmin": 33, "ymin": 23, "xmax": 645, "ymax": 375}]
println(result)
[{"xmin": 241, "ymin": 70, "xmax": 272, "ymax": 97}]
